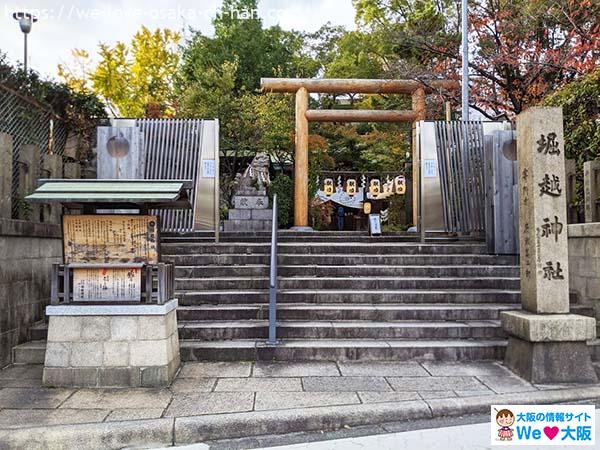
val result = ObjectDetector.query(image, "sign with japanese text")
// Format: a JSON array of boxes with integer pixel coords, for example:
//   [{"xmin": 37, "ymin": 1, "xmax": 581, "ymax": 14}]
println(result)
[
  {"xmin": 63, "ymin": 215, "xmax": 159, "ymax": 264},
  {"xmin": 491, "ymin": 404, "xmax": 595, "ymax": 446},
  {"xmin": 516, "ymin": 108, "xmax": 569, "ymax": 313},
  {"xmin": 73, "ymin": 267, "xmax": 141, "ymax": 302}
]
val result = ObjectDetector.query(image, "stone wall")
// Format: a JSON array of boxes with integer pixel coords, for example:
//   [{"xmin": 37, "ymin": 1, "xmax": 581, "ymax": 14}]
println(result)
[
  {"xmin": 43, "ymin": 303, "xmax": 180, "ymax": 388},
  {"xmin": 0, "ymin": 218, "xmax": 62, "ymax": 368},
  {"xmin": 569, "ymin": 223, "xmax": 600, "ymax": 307}
]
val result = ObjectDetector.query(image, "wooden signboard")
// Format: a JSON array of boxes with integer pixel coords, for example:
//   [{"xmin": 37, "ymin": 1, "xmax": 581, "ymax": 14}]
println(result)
[
  {"xmin": 63, "ymin": 215, "xmax": 159, "ymax": 264},
  {"xmin": 73, "ymin": 267, "xmax": 141, "ymax": 302}
]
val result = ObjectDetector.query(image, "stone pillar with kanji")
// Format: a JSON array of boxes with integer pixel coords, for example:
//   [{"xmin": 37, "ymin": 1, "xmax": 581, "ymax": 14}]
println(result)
[{"xmin": 501, "ymin": 107, "xmax": 597, "ymax": 383}]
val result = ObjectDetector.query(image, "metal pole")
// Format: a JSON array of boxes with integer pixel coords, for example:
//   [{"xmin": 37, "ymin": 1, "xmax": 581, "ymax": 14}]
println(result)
[
  {"xmin": 461, "ymin": 0, "xmax": 469, "ymax": 121},
  {"xmin": 23, "ymin": 33, "xmax": 28, "ymax": 72},
  {"xmin": 267, "ymin": 194, "xmax": 278, "ymax": 345},
  {"xmin": 214, "ymin": 119, "xmax": 220, "ymax": 244}
]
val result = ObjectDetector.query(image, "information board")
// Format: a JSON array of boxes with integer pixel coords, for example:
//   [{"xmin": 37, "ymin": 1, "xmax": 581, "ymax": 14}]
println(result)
[
  {"xmin": 73, "ymin": 267, "xmax": 141, "ymax": 302},
  {"xmin": 369, "ymin": 214, "xmax": 382, "ymax": 236},
  {"xmin": 63, "ymin": 215, "xmax": 159, "ymax": 264}
]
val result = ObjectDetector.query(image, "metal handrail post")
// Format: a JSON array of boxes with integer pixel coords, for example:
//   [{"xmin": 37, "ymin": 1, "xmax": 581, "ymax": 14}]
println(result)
[{"xmin": 267, "ymin": 194, "xmax": 278, "ymax": 345}]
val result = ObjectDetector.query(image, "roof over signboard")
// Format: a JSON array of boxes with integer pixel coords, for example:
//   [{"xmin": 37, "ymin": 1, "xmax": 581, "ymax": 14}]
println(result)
[{"xmin": 26, "ymin": 179, "xmax": 193, "ymax": 210}]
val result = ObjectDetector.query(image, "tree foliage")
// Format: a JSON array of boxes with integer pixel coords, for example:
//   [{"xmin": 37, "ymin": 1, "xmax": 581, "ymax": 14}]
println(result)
[
  {"xmin": 59, "ymin": 26, "xmax": 180, "ymax": 117},
  {"xmin": 178, "ymin": 0, "xmax": 317, "ymax": 94},
  {"xmin": 353, "ymin": 0, "xmax": 600, "ymax": 117},
  {"xmin": 1, "ymin": 53, "xmax": 107, "ymax": 139}
]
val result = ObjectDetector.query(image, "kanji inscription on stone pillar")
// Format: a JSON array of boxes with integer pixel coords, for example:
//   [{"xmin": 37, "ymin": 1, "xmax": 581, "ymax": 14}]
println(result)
[{"xmin": 517, "ymin": 107, "xmax": 569, "ymax": 313}]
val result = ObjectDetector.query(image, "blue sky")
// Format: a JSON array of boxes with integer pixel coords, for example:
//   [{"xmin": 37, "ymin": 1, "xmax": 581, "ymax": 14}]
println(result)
[{"xmin": 1, "ymin": 0, "xmax": 356, "ymax": 79}]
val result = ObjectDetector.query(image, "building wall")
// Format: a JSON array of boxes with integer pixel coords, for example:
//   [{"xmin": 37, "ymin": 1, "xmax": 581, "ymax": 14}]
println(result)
[
  {"xmin": 0, "ymin": 219, "xmax": 61, "ymax": 367},
  {"xmin": 569, "ymin": 223, "xmax": 600, "ymax": 320}
]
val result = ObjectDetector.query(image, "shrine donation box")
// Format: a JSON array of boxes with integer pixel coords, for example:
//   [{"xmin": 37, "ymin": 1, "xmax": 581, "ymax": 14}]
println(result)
[{"xmin": 26, "ymin": 179, "xmax": 192, "ymax": 388}]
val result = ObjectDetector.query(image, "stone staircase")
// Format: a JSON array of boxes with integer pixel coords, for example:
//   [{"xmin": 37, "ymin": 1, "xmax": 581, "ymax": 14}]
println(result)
[
  {"xmin": 13, "ymin": 231, "xmax": 600, "ymax": 366},
  {"xmin": 163, "ymin": 231, "xmax": 520, "ymax": 361}
]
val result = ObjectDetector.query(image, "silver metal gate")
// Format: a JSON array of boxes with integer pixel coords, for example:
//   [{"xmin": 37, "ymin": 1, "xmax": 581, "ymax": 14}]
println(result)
[
  {"xmin": 434, "ymin": 121, "xmax": 486, "ymax": 234},
  {"xmin": 137, "ymin": 118, "xmax": 205, "ymax": 233}
]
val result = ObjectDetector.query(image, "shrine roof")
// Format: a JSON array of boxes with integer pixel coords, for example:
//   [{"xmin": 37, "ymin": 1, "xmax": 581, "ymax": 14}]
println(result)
[{"xmin": 26, "ymin": 179, "xmax": 193, "ymax": 209}]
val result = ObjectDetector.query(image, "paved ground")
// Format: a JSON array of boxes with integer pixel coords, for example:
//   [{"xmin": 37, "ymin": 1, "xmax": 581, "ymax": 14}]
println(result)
[{"xmin": 0, "ymin": 360, "xmax": 596, "ymax": 431}]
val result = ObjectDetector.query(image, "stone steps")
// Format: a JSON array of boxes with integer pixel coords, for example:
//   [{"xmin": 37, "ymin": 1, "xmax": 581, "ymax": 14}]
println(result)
[
  {"xmin": 179, "ymin": 338, "xmax": 508, "ymax": 361},
  {"xmin": 174, "ymin": 265, "xmax": 520, "ymax": 278},
  {"xmin": 177, "ymin": 289, "xmax": 521, "ymax": 305},
  {"xmin": 177, "ymin": 320, "xmax": 506, "ymax": 340},
  {"xmin": 174, "ymin": 276, "xmax": 520, "ymax": 291},
  {"xmin": 165, "ymin": 253, "xmax": 518, "ymax": 266},
  {"xmin": 12, "ymin": 340, "xmax": 46, "ymax": 364},
  {"xmin": 177, "ymin": 303, "xmax": 520, "ymax": 321},
  {"xmin": 161, "ymin": 242, "xmax": 489, "ymax": 256}
]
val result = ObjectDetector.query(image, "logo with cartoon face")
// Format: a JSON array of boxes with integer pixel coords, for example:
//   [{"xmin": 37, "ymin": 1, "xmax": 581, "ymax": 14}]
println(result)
[{"xmin": 496, "ymin": 409, "xmax": 515, "ymax": 441}]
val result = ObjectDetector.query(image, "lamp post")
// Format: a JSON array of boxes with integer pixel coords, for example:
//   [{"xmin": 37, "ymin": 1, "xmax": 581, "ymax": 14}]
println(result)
[
  {"xmin": 12, "ymin": 12, "xmax": 37, "ymax": 73},
  {"xmin": 459, "ymin": 0, "xmax": 469, "ymax": 121}
]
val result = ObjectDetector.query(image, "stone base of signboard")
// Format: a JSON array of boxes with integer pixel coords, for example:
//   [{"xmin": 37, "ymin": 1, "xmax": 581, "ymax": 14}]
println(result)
[
  {"xmin": 42, "ymin": 300, "xmax": 180, "ymax": 388},
  {"xmin": 503, "ymin": 337, "xmax": 598, "ymax": 384},
  {"xmin": 501, "ymin": 310, "xmax": 598, "ymax": 383}
]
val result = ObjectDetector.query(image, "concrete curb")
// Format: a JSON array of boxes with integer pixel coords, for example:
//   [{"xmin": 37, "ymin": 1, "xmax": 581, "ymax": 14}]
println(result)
[{"xmin": 2, "ymin": 387, "xmax": 600, "ymax": 449}]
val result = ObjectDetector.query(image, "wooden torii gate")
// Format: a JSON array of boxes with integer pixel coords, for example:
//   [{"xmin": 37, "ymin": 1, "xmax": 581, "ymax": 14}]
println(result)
[{"xmin": 260, "ymin": 77, "xmax": 459, "ymax": 229}]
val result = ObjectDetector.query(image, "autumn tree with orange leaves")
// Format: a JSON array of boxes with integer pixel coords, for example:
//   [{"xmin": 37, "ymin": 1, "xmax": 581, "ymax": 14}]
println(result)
[{"xmin": 354, "ymin": 0, "xmax": 600, "ymax": 118}]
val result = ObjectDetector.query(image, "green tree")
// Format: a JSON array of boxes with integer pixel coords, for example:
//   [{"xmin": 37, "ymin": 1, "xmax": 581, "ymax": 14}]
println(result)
[
  {"xmin": 179, "ymin": 0, "xmax": 317, "ymax": 94},
  {"xmin": 544, "ymin": 68, "xmax": 600, "ymax": 207},
  {"xmin": 58, "ymin": 26, "xmax": 180, "ymax": 117}
]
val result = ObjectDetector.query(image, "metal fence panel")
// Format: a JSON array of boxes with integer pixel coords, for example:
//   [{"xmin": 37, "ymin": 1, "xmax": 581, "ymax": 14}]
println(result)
[
  {"xmin": 137, "ymin": 118, "xmax": 205, "ymax": 233},
  {"xmin": 434, "ymin": 121, "xmax": 486, "ymax": 234},
  {"xmin": 0, "ymin": 84, "xmax": 68, "ymax": 219}
]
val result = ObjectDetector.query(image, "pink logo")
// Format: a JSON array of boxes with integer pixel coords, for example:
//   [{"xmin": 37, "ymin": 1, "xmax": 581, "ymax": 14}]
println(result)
[{"xmin": 543, "ymin": 426, "xmax": 559, "ymax": 440}]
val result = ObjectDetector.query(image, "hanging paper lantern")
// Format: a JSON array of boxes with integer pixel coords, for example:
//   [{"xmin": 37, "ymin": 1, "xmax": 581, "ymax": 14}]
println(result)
[
  {"xmin": 394, "ymin": 175, "xmax": 406, "ymax": 195},
  {"xmin": 323, "ymin": 178, "xmax": 334, "ymax": 196},
  {"xmin": 346, "ymin": 178, "xmax": 357, "ymax": 197},
  {"xmin": 363, "ymin": 202, "xmax": 372, "ymax": 214},
  {"xmin": 369, "ymin": 179, "xmax": 381, "ymax": 198}
]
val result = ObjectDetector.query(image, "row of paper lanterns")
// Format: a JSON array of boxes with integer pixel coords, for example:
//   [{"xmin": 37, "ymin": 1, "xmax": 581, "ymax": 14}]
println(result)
[{"xmin": 323, "ymin": 176, "xmax": 406, "ymax": 199}]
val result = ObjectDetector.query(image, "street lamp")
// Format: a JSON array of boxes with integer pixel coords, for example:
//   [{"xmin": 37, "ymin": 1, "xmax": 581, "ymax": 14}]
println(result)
[
  {"xmin": 12, "ymin": 12, "xmax": 38, "ymax": 72},
  {"xmin": 455, "ymin": 0, "xmax": 469, "ymax": 121}
]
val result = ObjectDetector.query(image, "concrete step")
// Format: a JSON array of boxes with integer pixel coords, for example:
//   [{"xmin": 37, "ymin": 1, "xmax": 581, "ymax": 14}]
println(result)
[
  {"xmin": 177, "ymin": 320, "xmax": 506, "ymax": 340},
  {"xmin": 164, "ymin": 253, "xmax": 518, "ymax": 266},
  {"xmin": 28, "ymin": 321, "xmax": 48, "ymax": 341},
  {"xmin": 161, "ymin": 231, "xmax": 484, "ymax": 243},
  {"xmin": 175, "ymin": 265, "xmax": 520, "ymax": 278},
  {"xmin": 161, "ymin": 242, "xmax": 489, "ymax": 256},
  {"xmin": 177, "ymin": 289, "xmax": 521, "ymax": 305},
  {"xmin": 12, "ymin": 340, "xmax": 46, "ymax": 364},
  {"xmin": 175, "ymin": 276, "xmax": 521, "ymax": 291},
  {"xmin": 177, "ymin": 303, "xmax": 520, "ymax": 321},
  {"xmin": 179, "ymin": 338, "xmax": 508, "ymax": 361}
]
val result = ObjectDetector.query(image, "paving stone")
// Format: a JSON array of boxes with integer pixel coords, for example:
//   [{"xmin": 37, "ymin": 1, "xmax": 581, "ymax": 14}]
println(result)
[
  {"xmin": 60, "ymin": 388, "xmax": 171, "ymax": 409},
  {"xmin": 254, "ymin": 392, "xmax": 360, "ymax": 410},
  {"xmin": 215, "ymin": 377, "xmax": 302, "ymax": 392},
  {"xmin": 253, "ymin": 362, "xmax": 339, "ymax": 377},
  {"xmin": 358, "ymin": 391, "xmax": 421, "ymax": 404},
  {"xmin": 421, "ymin": 361, "xmax": 512, "ymax": 377},
  {"xmin": 338, "ymin": 362, "xmax": 429, "ymax": 377},
  {"xmin": 0, "ymin": 387, "xmax": 74, "ymax": 409},
  {"xmin": 0, "ymin": 378, "xmax": 43, "ymax": 388},
  {"xmin": 0, "ymin": 364, "xmax": 43, "ymax": 380},
  {"xmin": 417, "ymin": 391, "xmax": 457, "ymax": 399},
  {"xmin": 164, "ymin": 392, "xmax": 254, "ymax": 417},
  {"xmin": 477, "ymin": 375, "xmax": 538, "ymax": 394},
  {"xmin": 170, "ymin": 377, "xmax": 216, "ymax": 393},
  {"xmin": 455, "ymin": 389, "xmax": 495, "ymax": 397},
  {"xmin": 387, "ymin": 376, "xmax": 488, "ymax": 392},
  {"xmin": 105, "ymin": 408, "xmax": 165, "ymax": 422},
  {"xmin": 0, "ymin": 408, "xmax": 109, "ymax": 428},
  {"xmin": 179, "ymin": 362, "xmax": 252, "ymax": 378},
  {"xmin": 303, "ymin": 377, "xmax": 391, "ymax": 392}
]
